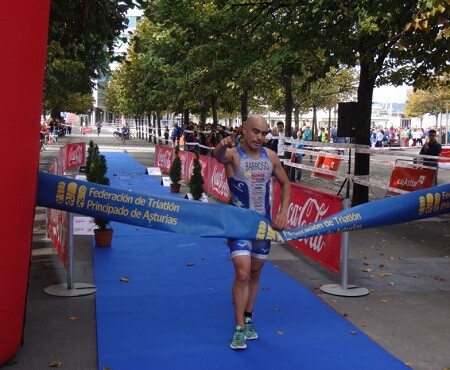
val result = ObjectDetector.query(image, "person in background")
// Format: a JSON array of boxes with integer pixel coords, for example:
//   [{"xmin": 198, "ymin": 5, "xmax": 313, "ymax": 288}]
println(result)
[
  {"xmin": 419, "ymin": 129, "xmax": 442, "ymax": 185},
  {"xmin": 213, "ymin": 114, "xmax": 291, "ymax": 351}
]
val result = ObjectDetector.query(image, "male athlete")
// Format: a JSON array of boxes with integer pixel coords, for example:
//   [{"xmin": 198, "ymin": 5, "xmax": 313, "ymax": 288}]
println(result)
[{"xmin": 213, "ymin": 114, "xmax": 291, "ymax": 350}]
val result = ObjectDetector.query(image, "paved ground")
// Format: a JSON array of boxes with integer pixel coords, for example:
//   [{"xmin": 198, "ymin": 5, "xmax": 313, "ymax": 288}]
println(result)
[{"xmin": 2, "ymin": 129, "xmax": 449, "ymax": 370}]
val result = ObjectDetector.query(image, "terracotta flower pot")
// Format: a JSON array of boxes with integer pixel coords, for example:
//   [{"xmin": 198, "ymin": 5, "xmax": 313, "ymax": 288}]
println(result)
[
  {"xmin": 94, "ymin": 229, "xmax": 114, "ymax": 247},
  {"xmin": 170, "ymin": 183, "xmax": 181, "ymax": 193}
]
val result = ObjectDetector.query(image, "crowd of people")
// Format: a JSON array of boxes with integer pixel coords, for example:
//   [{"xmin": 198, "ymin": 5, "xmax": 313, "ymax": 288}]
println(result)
[
  {"xmin": 39, "ymin": 118, "xmax": 72, "ymax": 148},
  {"xmin": 369, "ymin": 126, "xmax": 448, "ymax": 148}
]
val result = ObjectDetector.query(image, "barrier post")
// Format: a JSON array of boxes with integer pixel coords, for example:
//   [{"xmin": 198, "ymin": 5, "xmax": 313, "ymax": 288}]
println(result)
[
  {"xmin": 320, "ymin": 198, "xmax": 369, "ymax": 297},
  {"xmin": 44, "ymin": 213, "xmax": 97, "ymax": 297}
]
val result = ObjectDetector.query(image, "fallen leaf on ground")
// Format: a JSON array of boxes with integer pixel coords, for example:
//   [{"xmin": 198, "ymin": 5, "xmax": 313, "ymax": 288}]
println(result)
[
  {"xmin": 380, "ymin": 299, "xmax": 388, "ymax": 303},
  {"xmin": 362, "ymin": 268, "xmax": 372, "ymax": 273},
  {"xmin": 276, "ymin": 330, "xmax": 284, "ymax": 335},
  {"xmin": 69, "ymin": 316, "xmax": 79, "ymax": 321},
  {"xmin": 119, "ymin": 277, "xmax": 129, "ymax": 282},
  {"xmin": 186, "ymin": 262, "xmax": 195, "ymax": 266},
  {"xmin": 48, "ymin": 361, "xmax": 62, "ymax": 368},
  {"xmin": 349, "ymin": 330, "xmax": 357, "ymax": 335},
  {"xmin": 379, "ymin": 272, "xmax": 391, "ymax": 277},
  {"xmin": 432, "ymin": 276, "xmax": 445, "ymax": 281}
]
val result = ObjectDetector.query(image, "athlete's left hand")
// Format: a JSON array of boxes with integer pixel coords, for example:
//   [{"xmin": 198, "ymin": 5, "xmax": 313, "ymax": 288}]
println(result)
[{"xmin": 272, "ymin": 212, "xmax": 288, "ymax": 230}]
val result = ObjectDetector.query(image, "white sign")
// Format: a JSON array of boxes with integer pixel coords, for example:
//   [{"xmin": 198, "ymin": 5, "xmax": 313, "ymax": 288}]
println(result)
[
  {"xmin": 161, "ymin": 176, "xmax": 171, "ymax": 187},
  {"xmin": 73, "ymin": 216, "xmax": 95, "ymax": 235},
  {"xmin": 147, "ymin": 167, "xmax": 162, "ymax": 176}
]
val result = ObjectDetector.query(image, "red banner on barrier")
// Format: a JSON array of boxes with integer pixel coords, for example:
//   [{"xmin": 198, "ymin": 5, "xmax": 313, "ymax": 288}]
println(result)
[
  {"xmin": 46, "ymin": 143, "xmax": 86, "ymax": 267},
  {"xmin": 186, "ymin": 152, "xmax": 209, "ymax": 192},
  {"xmin": 272, "ymin": 182, "xmax": 342, "ymax": 273},
  {"xmin": 439, "ymin": 147, "xmax": 450, "ymax": 164},
  {"xmin": 65, "ymin": 142, "xmax": 86, "ymax": 170},
  {"xmin": 208, "ymin": 159, "xmax": 231, "ymax": 203},
  {"xmin": 312, "ymin": 155, "xmax": 341, "ymax": 180},
  {"xmin": 387, "ymin": 164, "xmax": 436, "ymax": 195},
  {"xmin": 155, "ymin": 145, "xmax": 173, "ymax": 173}
]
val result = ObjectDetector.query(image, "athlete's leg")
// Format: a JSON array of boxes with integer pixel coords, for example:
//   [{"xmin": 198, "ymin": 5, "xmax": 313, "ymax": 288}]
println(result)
[
  {"xmin": 231, "ymin": 254, "xmax": 251, "ymax": 329},
  {"xmin": 245, "ymin": 240, "xmax": 271, "ymax": 314},
  {"xmin": 244, "ymin": 257, "xmax": 265, "ymax": 314}
]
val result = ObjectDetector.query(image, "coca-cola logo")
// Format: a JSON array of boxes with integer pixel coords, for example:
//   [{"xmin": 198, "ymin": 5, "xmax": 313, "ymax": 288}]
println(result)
[
  {"xmin": 211, "ymin": 165, "xmax": 229, "ymax": 196},
  {"xmin": 188, "ymin": 158, "xmax": 207, "ymax": 175},
  {"xmin": 68, "ymin": 145, "xmax": 84, "ymax": 166},
  {"xmin": 157, "ymin": 151, "xmax": 172, "ymax": 169},
  {"xmin": 288, "ymin": 198, "xmax": 330, "ymax": 252}
]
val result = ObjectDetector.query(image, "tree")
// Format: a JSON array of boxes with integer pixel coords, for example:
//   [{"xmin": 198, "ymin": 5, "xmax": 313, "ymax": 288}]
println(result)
[{"xmin": 44, "ymin": 0, "xmax": 145, "ymax": 117}]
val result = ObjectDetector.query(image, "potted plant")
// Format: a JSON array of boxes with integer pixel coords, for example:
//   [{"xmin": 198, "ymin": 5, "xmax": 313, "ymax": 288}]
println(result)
[
  {"xmin": 86, "ymin": 141, "xmax": 113, "ymax": 247},
  {"xmin": 189, "ymin": 150, "xmax": 205, "ymax": 200},
  {"xmin": 169, "ymin": 144, "xmax": 182, "ymax": 193}
]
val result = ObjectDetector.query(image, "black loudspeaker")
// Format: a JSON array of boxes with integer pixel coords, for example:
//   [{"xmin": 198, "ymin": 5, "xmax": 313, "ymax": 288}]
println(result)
[{"xmin": 337, "ymin": 102, "xmax": 357, "ymax": 137}]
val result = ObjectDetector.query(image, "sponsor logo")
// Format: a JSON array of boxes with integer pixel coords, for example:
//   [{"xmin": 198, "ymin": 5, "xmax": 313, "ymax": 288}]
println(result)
[
  {"xmin": 68, "ymin": 145, "xmax": 84, "ymax": 167},
  {"xmin": 418, "ymin": 192, "xmax": 441, "ymax": 215},
  {"xmin": 287, "ymin": 198, "xmax": 330, "ymax": 252},
  {"xmin": 211, "ymin": 165, "xmax": 229, "ymax": 196},
  {"xmin": 397, "ymin": 175, "xmax": 426, "ymax": 188},
  {"xmin": 256, "ymin": 221, "xmax": 282, "ymax": 242},
  {"xmin": 157, "ymin": 150, "xmax": 171, "ymax": 169},
  {"xmin": 55, "ymin": 181, "xmax": 87, "ymax": 208}
]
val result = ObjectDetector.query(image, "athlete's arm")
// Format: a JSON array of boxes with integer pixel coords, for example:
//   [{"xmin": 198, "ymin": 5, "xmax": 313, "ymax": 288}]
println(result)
[
  {"xmin": 269, "ymin": 151, "xmax": 291, "ymax": 230},
  {"xmin": 213, "ymin": 134, "xmax": 235, "ymax": 164}
]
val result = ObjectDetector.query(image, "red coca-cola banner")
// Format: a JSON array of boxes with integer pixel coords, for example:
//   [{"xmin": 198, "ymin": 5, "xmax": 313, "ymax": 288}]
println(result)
[
  {"xmin": 272, "ymin": 182, "xmax": 342, "ymax": 273},
  {"xmin": 65, "ymin": 142, "xmax": 86, "ymax": 170},
  {"xmin": 155, "ymin": 145, "xmax": 173, "ymax": 173},
  {"xmin": 186, "ymin": 152, "xmax": 210, "ymax": 192},
  {"xmin": 387, "ymin": 165, "xmax": 436, "ymax": 195},
  {"xmin": 207, "ymin": 159, "xmax": 230, "ymax": 203},
  {"xmin": 312, "ymin": 155, "xmax": 341, "ymax": 180}
]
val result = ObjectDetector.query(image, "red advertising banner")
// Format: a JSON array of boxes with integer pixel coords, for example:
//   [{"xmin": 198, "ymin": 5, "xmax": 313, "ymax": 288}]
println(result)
[
  {"xmin": 186, "ymin": 152, "xmax": 210, "ymax": 192},
  {"xmin": 439, "ymin": 147, "xmax": 450, "ymax": 164},
  {"xmin": 208, "ymin": 159, "xmax": 231, "ymax": 203},
  {"xmin": 65, "ymin": 142, "xmax": 86, "ymax": 170},
  {"xmin": 46, "ymin": 143, "xmax": 86, "ymax": 267},
  {"xmin": 155, "ymin": 145, "xmax": 173, "ymax": 173},
  {"xmin": 272, "ymin": 182, "xmax": 342, "ymax": 273},
  {"xmin": 312, "ymin": 155, "xmax": 341, "ymax": 180},
  {"xmin": 387, "ymin": 164, "xmax": 436, "ymax": 195}
]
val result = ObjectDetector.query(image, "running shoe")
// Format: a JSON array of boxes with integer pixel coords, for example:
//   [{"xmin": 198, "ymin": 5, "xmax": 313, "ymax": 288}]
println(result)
[
  {"xmin": 244, "ymin": 317, "xmax": 258, "ymax": 340},
  {"xmin": 230, "ymin": 325, "xmax": 247, "ymax": 349}
]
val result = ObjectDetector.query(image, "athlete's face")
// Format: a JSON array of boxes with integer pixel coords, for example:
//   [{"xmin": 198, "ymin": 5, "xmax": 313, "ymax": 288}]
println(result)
[{"xmin": 243, "ymin": 118, "xmax": 270, "ymax": 151}]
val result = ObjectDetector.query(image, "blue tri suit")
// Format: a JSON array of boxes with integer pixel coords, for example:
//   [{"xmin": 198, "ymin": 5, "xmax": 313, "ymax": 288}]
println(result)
[{"xmin": 227, "ymin": 146, "xmax": 274, "ymax": 259}]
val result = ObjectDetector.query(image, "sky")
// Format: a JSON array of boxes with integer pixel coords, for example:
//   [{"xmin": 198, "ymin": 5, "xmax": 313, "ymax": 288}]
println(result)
[{"xmin": 372, "ymin": 85, "xmax": 411, "ymax": 104}]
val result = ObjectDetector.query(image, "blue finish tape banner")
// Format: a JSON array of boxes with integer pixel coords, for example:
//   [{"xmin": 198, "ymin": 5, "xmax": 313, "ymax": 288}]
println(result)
[{"xmin": 37, "ymin": 172, "xmax": 450, "ymax": 242}]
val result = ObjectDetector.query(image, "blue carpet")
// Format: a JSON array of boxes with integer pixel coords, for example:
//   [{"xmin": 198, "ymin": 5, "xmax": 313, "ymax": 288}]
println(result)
[{"xmin": 94, "ymin": 152, "xmax": 408, "ymax": 370}]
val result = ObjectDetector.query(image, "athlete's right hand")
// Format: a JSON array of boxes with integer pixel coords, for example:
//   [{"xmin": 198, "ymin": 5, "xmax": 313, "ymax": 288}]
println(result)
[{"xmin": 220, "ymin": 134, "xmax": 235, "ymax": 149}]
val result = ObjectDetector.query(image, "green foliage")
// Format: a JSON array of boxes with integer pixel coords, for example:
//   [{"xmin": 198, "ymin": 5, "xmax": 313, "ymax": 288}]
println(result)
[
  {"xmin": 44, "ymin": 0, "xmax": 144, "ymax": 114},
  {"xmin": 189, "ymin": 151, "xmax": 204, "ymax": 201},
  {"xmin": 86, "ymin": 140, "xmax": 111, "ymax": 230},
  {"xmin": 169, "ymin": 145, "xmax": 182, "ymax": 185}
]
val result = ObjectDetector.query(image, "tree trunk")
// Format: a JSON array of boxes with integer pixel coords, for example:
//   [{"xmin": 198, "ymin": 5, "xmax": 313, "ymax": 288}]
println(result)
[
  {"xmin": 283, "ymin": 74, "xmax": 293, "ymax": 137},
  {"xmin": 352, "ymin": 62, "xmax": 376, "ymax": 206},
  {"xmin": 211, "ymin": 94, "xmax": 218, "ymax": 127},
  {"xmin": 199, "ymin": 100, "xmax": 207, "ymax": 126},
  {"xmin": 183, "ymin": 109, "xmax": 190, "ymax": 126},
  {"xmin": 240, "ymin": 88, "xmax": 249, "ymax": 123}
]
